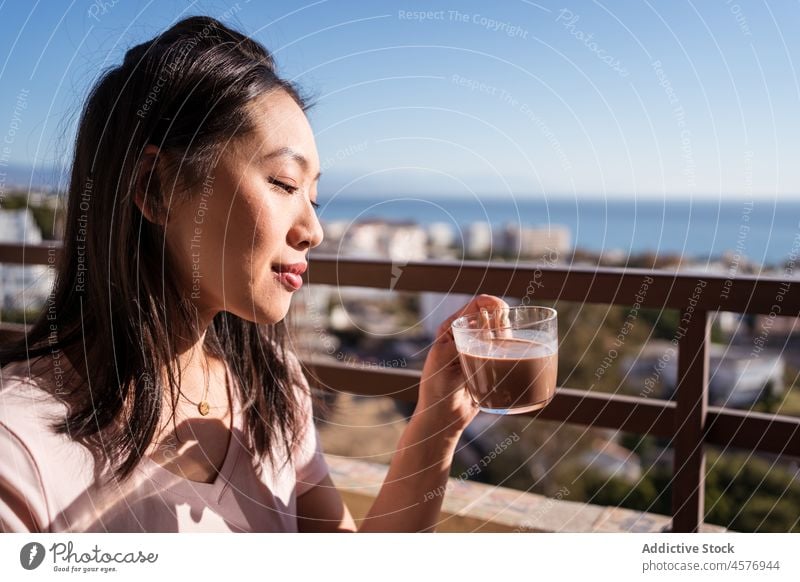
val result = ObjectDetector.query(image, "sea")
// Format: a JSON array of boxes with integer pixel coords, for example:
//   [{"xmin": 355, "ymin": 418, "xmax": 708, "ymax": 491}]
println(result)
[{"xmin": 317, "ymin": 196, "xmax": 800, "ymax": 266}]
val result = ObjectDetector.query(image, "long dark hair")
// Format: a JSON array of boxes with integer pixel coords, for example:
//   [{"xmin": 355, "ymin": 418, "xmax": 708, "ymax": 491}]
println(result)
[{"xmin": 0, "ymin": 16, "xmax": 317, "ymax": 483}]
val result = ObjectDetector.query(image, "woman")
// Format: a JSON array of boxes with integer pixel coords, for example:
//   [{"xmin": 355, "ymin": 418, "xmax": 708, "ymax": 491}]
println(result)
[{"xmin": 0, "ymin": 16, "xmax": 508, "ymax": 532}]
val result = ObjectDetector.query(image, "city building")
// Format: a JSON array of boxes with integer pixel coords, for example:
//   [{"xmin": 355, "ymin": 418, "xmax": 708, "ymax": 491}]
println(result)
[
  {"xmin": 0, "ymin": 209, "xmax": 55, "ymax": 312},
  {"xmin": 502, "ymin": 223, "xmax": 572, "ymax": 258},
  {"xmin": 622, "ymin": 340, "xmax": 784, "ymax": 408}
]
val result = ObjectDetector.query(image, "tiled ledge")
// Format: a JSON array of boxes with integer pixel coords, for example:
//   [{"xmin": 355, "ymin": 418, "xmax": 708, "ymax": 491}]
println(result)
[{"xmin": 326, "ymin": 455, "xmax": 726, "ymax": 533}]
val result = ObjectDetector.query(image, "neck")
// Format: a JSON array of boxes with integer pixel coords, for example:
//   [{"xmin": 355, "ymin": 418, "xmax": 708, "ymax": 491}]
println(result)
[{"xmin": 166, "ymin": 299, "xmax": 223, "ymax": 395}]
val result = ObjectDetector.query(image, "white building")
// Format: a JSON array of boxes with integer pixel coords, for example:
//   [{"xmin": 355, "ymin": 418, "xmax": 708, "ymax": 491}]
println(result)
[
  {"xmin": 465, "ymin": 221, "xmax": 493, "ymax": 257},
  {"xmin": 318, "ymin": 219, "xmax": 427, "ymax": 263},
  {"xmin": 502, "ymin": 223, "xmax": 571, "ymax": 258},
  {"xmin": 622, "ymin": 340, "xmax": 785, "ymax": 408},
  {"xmin": 427, "ymin": 222, "xmax": 455, "ymax": 251},
  {"xmin": 0, "ymin": 209, "xmax": 55, "ymax": 311}
]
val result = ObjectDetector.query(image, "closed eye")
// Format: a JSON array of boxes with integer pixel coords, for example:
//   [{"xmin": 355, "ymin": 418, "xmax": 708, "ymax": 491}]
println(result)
[
  {"xmin": 268, "ymin": 176, "xmax": 320, "ymax": 210},
  {"xmin": 267, "ymin": 176, "xmax": 298, "ymax": 194}
]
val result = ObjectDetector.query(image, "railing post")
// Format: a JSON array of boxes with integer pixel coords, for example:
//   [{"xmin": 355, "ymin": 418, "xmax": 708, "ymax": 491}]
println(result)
[{"xmin": 671, "ymin": 307, "xmax": 710, "ymax": 532}]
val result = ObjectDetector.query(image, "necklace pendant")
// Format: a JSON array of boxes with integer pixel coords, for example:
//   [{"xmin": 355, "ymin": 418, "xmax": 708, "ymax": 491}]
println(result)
[{"xmin": 198, "ymin": 401, "xmax": 210, "ymax": 416}]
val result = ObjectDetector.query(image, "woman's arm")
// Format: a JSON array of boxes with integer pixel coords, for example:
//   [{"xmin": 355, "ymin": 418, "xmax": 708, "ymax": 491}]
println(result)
[
  {"xmin": 296, "ymin": 474, "xmax": 357, "ymax": 532},
  {"xmin": 358, "ymin": 295, "xmax": 508, "ymax": 532},
  {"xmin": 357, "ymin": 400, "xmax": 463, "ymax": 532},
  {"xmin": 296, "ymin": 294, "xmax": 509, "ymax": 533},
  {"xmin": 294, "ymin": 402, "xmax": 460, "ymax": 533}
]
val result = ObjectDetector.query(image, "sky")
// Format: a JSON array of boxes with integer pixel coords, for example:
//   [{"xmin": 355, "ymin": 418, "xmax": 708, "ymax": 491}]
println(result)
[{"xmin": 0, "ymin": 0, "xmax": 798, "ymax": 200}]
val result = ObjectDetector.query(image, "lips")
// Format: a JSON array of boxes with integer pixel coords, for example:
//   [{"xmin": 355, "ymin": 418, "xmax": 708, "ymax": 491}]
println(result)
[
  {"xmin": 272, "ymin": 262, "xmax": 307, "ymax": 276},
  {"xmin": 272, "ymin": 262, "xmax": 307, "ymax": 291}
]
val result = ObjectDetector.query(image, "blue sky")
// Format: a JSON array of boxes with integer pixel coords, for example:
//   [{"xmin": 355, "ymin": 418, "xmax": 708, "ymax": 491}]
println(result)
[{"xmin": 0, "ymin": 0, "xmax": 798, "ymax": 199}]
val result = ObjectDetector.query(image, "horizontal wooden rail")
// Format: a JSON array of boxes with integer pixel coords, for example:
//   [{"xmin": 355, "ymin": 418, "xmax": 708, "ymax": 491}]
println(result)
[
  {"xmin": 0, "ymin": 242, "xmax": 58, "ymax": 266},
  {"xmin": 303, "ymin": 361, "xmax": 800, "ymax": 458},
  {"xmin": 304, "ymin": 255, "xmax": 800, "ymax": 316}
]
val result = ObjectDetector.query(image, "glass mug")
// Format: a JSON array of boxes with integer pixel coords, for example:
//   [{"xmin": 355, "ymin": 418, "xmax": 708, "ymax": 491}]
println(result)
[{"xmin": 451, "ymin": 306, "xmax": 558, "ymax": 415}]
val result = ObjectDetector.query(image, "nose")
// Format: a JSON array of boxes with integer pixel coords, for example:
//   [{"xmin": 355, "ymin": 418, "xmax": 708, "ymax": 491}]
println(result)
[{"xmin": 289, "ymin": 199, "xmax": 324, "ymax": 251}]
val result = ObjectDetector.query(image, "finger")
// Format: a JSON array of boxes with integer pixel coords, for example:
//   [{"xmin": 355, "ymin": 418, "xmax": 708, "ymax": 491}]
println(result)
[
  {"xmin": 439, "ymin": 294, "xmax": 511, "ymax": 342},
  {"xmin": 494, "ymin": 304, "xmax": 514, "ymax": 340},
  {"xmin": 479, "ymin": 307, "xmax": 493, "ymax": 342},
  {"xmin": 473, "ymin": 293, "xmax": 510, "ymax": 315},
  {"xmin": 478, "ymin": 305, "xmax": 513, "ymax": 341},
  {"xmin": 457, "ymin": 294, "xmax": 510, "ymax": 326}
]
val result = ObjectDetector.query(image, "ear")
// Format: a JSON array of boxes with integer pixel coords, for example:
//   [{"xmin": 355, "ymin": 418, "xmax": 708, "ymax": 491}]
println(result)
[{"xmin": 133, "ymin": 144, "xmax": 165, "ymax": 225}]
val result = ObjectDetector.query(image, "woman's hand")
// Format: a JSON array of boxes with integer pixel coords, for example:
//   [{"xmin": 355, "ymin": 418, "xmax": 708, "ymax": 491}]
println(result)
[
  {"xmin": 355, "ymin": 294, "xmax": 511, "ymax": 532},
  {"xmin": 415, "ymin": 294, "xmax": 511, "ymax": 434}
]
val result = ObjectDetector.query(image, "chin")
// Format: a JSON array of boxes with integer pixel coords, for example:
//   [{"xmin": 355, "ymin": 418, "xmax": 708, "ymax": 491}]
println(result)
[{"xmin": 238, "ymin": 298, "xmax": 290, "ymax": 326}]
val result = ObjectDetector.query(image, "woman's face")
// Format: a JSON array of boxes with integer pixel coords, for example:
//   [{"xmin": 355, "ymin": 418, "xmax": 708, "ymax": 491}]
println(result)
[{"xmin": 163, "ymin": 89, "xmax": 324, "ymax": 325}]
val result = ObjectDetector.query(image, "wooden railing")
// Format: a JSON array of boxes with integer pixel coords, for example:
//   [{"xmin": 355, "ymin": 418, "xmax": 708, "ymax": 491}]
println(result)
[{"xmin": 2, "ymin": 242, "xmax": 799, "ymax": 532}]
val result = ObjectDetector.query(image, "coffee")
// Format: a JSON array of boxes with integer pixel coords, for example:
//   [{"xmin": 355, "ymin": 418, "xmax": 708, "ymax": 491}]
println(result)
[{"xmin": 458, "ymin": 337, "xmax": 557, "ymax": 413}]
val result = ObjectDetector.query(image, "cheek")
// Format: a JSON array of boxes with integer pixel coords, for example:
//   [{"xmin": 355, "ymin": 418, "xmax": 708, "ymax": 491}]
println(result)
[
  {"xmin": 245, "ymin": 195, "xmax": 288, "ymax": 249},
  {"xmin": 224, "ymin": 194, "xmax": 281, "ymax": 271}
]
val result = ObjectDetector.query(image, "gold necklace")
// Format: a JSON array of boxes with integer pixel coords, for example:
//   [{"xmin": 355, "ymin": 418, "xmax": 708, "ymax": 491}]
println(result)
[{"xmin": 179, "ymin": 359, "xmax": 211, "ymax": 416}]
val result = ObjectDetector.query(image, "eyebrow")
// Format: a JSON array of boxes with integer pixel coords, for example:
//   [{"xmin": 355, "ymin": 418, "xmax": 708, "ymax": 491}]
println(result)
[{"xmin": 260, "ymin": 147, "xmax": 322, "ymax": 182}]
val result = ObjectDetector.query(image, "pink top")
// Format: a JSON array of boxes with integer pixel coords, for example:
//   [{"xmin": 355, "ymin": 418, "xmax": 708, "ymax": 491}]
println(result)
[{"xmin": 0, "ymin": 352, "xmax": 330, "ymax": 532}]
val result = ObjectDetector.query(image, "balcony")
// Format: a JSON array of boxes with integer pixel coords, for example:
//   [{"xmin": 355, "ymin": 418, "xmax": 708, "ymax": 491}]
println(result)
[{"xmin": 1, "ymin": 242, "xmax": 798, "ymax": 533}]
